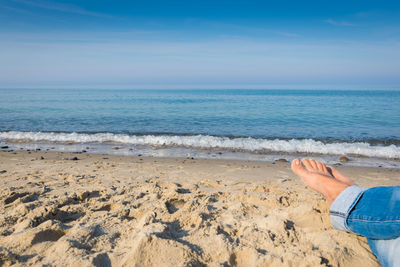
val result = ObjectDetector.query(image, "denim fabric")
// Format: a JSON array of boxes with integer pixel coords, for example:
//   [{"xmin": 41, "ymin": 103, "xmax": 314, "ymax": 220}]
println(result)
[
  {"xmin": 347, "ymin": 186, "xmax": 400, "ymax": 239},
  {"xmin": 368, "ymin": 237, "xmax": 400, "ymax": 267},
  {"xmin": 329, "ymin": 185, "xmax": 368, "ymax": 231},
  {"xmin": 330, "ymin": 185, "xmax": 400, "ymax": 267}
]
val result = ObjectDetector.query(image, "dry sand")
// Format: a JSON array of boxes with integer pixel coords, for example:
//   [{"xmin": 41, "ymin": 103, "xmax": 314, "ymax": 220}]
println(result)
[{"xmin": 0, "ymin": 150, "xmax": 399, "ymax": 266}]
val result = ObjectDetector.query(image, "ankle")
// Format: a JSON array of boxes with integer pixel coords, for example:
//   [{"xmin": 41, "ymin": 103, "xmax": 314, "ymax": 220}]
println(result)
[{"xmin": 322, "ymin": 181, "xmax": 349, "ymax": 204}]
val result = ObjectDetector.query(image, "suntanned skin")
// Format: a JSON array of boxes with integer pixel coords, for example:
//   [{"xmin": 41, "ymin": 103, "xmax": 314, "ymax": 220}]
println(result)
[{"xmin": 291, "ymin": 158, "xmax": 355, "ymax": 204}]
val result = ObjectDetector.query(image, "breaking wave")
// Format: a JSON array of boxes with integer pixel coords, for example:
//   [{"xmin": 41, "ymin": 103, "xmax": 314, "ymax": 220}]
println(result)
[{"xmin": 1, "ymin": 131, "xmax": 400, "ymax": 159}]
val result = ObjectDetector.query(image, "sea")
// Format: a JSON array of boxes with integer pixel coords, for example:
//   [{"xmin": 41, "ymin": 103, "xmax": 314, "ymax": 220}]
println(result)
[{"xmin": 1, "ymin": 89, "xmax": 400, "ymax": 168}]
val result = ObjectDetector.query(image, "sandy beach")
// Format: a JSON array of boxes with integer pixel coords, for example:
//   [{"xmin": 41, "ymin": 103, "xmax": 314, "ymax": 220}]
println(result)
[{"xmin": 1, "ymin": 150, "xmax": 399, "ymax": 266}]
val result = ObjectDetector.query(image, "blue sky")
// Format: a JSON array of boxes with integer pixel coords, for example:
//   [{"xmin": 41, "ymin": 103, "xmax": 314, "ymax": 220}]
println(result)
[{"xmin": 0, "ymin": 0, "xmax": 400, "ymax": 89}]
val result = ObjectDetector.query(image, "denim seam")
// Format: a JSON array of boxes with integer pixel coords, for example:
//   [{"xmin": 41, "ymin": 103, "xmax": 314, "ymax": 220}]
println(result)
[
  {"xmin": 348, "ymin": 219, "xmax": 400, "ymax": 223},
  {"xmin": 329, "ymin": 211, "xmax": 346, "ymax": 217},
  {"xmin": 342, "ymin": 190, "xmax": 366, "ymax": 232}
]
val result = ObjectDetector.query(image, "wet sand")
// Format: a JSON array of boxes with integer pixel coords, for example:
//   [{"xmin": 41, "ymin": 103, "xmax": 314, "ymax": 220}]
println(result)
[{"xmin": 1, "ymin": 150, "xmax": 399, "ymax": 266}]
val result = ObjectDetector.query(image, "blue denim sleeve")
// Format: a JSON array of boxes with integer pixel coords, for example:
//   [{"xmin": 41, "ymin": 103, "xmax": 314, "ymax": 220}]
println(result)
[
  {"xmin": 329, "ymin": 185, "xmax": 400, "ymax": 267},
  {"xmin": 329, "ymin": 185, "xmax": 368, "ymax": 232},
  {"xmin": 330, "ymin": 185, "xmax": 400, "ymax": 239}
]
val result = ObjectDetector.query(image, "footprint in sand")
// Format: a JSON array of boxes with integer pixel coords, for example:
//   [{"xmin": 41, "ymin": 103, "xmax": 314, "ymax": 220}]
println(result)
[
  {"xmin": 165, "ymin": 199, "xmax": 185, "ymax": 214},
  {"xmin": 31, "ymin": 228, "xmax": 66, "ymax": 244},
  {"xmin": 3, "ymin": 191, "xmax": 39, "ymax": 205}
]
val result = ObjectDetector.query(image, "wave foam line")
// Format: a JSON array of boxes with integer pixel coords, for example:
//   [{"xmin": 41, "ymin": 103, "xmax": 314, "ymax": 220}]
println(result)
[{"xmin": 1, "ymin": 131, "xmax": 400, "ymax": 158}]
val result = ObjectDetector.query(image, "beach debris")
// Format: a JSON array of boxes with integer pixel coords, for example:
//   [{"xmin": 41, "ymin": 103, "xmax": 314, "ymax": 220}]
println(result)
[
  {"xmin": 275, "ymin": 158, "xmax": 288, "ymax": 163},
  {"xmin": 277, "ymin": 178, "xmax": 288, "ymax": 183},
  {"xmin": 252, "ymin": 185, "xmax": 270, "ymax": 193},
  {"xmin": 0, "ymin": 170, "xmax": 6, "ymax": 174},
  {"xmin": 62, "ymin": 156, "xmax": 79, "ymax": 161},
  {"xmin": 42, "ymin": 186, "xmax": 50, "ymax": 192},
  {"xmin": 339, "ymin": 156, "xmax": 350, "ymax": 163},
  {"xmin": 279, "ymin": 196, "xmax": 290, "ymax": 206},
  {"xmin": 40, "ymin": 156, "xmax": 45, "ymax": 160},
  {"xmin": 1, "ymin": 146, "xmax": 9, "ymax": 149},
  {"xmin": 176, "ymin": 188, "xmax": 191, "ymax": 194}
]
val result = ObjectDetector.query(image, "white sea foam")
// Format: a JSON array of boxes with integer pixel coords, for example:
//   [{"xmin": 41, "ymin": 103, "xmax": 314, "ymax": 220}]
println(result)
[{"xmin": 1, "ymin": 131, "xmax": 400, "ymax": 159}]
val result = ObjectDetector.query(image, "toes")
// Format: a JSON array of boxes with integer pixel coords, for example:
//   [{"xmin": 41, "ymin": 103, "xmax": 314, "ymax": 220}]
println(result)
[
  {"xmin": 320, "ymin": 163, "xmax": 328, "ymax": 173},
  {"xmin": 291, "ymin": 158, "xmax": 309, "ymax": 177},
  {"xmin": 301, "ymin": 159, "xmax": 314, "ymax": 172},
  {"xmin": 309, "ymin": 159, "xmax": 318, "ymax": 170},
  {"xmin": 316, "ymin": 162, "xmax": 328, "ymax": 174},
  {"xmin": 328, "ymin": 166, "xmax": 344, "ymax": 178},
  {"xmin": 291, "ymin": 158, "xmax": 301, "ymax": 170},
  {"xmin": 301, "ymin": 159, "xmax": 331, "ymax": 176},
  {"xmin": 316, "ymin": 162, "xmax": 323, "ymax": 172},
  {"xmin": 327, "ymin": 165, "xmax": 355, "ymax": 186}
]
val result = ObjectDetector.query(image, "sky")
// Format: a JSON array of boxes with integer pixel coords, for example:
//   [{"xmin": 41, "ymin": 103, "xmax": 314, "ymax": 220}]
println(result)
[{"xmin": 0, "ymin": 0, "xmax": 400, "ymax": 89}]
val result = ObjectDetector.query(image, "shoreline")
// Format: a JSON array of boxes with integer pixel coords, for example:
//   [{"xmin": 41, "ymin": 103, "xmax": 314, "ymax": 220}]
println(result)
[
  {"xmin": 1, "ymin": 150, "xmax": 399, "ymax": 266},
  {"xmin": 2, "ymin": 140, "xmax": 400, "ymax": 170},
  {"xmin": 2, "ymin": 150, "xmax": 400, "ymax": 186}
]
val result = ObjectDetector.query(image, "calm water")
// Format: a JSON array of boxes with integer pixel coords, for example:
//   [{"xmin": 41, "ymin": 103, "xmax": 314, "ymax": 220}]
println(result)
[
  {"xmin": 1, "ymin": 89, "xmax": 400, "ymax": 141},
  {"xmin": 1, "ymin": 89, "xmax": 400, "ymax": 161}
]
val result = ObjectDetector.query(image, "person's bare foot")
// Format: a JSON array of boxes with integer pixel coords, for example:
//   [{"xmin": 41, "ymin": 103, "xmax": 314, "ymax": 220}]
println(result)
[
  {"xmin": 291, "ymin": 158, "xmax": 352, "ymax": 204},
  {"xmin": 325, "ymin": 165, "xmax": 355, "ymax": 186}
]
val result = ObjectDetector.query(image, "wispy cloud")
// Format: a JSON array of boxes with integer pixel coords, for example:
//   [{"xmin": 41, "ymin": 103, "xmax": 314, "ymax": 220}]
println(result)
[
  {"xmin": 355, "ymin": 11, "xmax": 375, "ymax": 18},
  {"xmin": 201, "ymin": 21, "xmax": 301, "ymax": 38},
  {"xmin": 323, "ymin": 19, "xmax": 356, "ymax": 27},
  {"xmin": 0, "ymin": 3, "xmax": 32, "ymax": 14},
  {"xmin": 11, "ymin": 0, "xmax": 112, "ymax": 18},
  {"xmin": 272, "ymin": 31, "xmax": 300, "ymax": 37},
  {"xmin": 1, "ymin": 33, "xmax": 399, "ymax": 89}
]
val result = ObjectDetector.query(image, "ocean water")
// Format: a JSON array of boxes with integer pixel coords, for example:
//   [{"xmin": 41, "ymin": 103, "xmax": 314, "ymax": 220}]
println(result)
[{"xmin": 1, "ymin": 89, "xmax": 400, "ymax": 166}]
